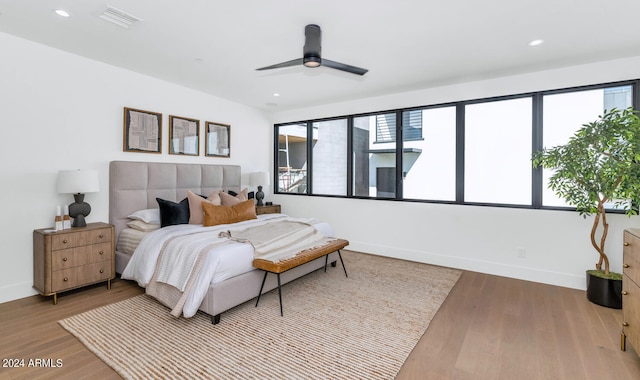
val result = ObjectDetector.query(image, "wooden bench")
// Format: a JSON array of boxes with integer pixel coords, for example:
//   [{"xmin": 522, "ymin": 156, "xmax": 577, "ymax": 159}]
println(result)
[{"xmin": 253, "ymin": 238, "xmax": 349, "ymax": 316}]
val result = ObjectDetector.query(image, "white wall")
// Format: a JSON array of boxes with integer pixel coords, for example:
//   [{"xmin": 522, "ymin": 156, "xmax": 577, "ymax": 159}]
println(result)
[
  {"xmin": 0, "ymin": 32, "xmax": 272, "ymax": 303},
  {"xmin": 4, "ymin": 30, "xmax": 640, "ymax": 304},
  {"xmin": 270, "ymin": 55, "xmax": 640, "ymax": 290}
]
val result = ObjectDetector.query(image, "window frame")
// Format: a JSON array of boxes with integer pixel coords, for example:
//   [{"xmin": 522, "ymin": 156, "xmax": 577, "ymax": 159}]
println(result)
[{"xmin": 273, "ymin": 79, "xmax": 640, "ymax": 213}]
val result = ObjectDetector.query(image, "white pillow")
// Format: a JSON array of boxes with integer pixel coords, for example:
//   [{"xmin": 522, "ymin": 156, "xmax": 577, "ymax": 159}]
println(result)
[
  {"xmin": 126, "ymin": 219, "xmax": 161, "ymax": 232},
  {"xmin": 127, "ymin": 208, "xmax": 161, "ymax": 225}
]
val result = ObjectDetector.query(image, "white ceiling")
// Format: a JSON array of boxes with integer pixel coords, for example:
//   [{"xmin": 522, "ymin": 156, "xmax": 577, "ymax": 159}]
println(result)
[{"xmin": 2, "ymin": 0, "xmax": 640, "ymax": 112}]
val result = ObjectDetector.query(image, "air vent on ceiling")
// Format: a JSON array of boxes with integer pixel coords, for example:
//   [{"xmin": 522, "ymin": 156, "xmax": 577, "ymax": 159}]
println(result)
[{"xmin": 98, "ymin": 6, "xmax": 142, "ymax": 29}]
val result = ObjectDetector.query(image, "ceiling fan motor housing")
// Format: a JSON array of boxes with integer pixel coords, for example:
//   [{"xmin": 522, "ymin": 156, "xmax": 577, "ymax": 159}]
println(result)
[{"xmin": 303, "ymin": 24, "xmax": 322, "ymax": 67}]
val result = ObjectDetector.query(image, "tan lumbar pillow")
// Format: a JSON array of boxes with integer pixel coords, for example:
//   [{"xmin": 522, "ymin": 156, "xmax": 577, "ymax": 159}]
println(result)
[{"xmin": 202, "ymin": 199, "xmax": 257, "ymax": 227}]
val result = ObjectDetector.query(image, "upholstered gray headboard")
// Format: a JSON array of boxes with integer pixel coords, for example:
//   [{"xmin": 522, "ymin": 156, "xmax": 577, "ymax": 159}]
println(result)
[{"xmin": 109, "ymin": 161, "xmax": 241, "ymax": 241}]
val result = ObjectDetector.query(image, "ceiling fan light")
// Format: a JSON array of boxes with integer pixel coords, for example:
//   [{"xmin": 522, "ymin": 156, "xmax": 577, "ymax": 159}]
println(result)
[{"xmin": 303, "ymin": 57, "xmax": 321, "ymax": 68}]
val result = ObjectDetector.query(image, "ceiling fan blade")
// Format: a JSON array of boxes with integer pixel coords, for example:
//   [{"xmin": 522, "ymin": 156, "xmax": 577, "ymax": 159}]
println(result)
[
  {"xmin": 256, "ymin": 58, "xmax": 303, "ymax": 71},
  {"xmin": 321, "ymin": 58, "xmax": 368, "ymax": 76}
]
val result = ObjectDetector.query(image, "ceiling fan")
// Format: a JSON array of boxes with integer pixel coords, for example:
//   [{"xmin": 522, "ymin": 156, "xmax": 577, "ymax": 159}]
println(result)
[{"xmin": 256, "ymin": 24, "xmax": 368, "ymax": 76}]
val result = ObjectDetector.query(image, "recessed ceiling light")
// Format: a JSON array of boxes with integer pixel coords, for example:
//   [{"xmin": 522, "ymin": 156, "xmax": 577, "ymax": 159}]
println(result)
[
  {"xmin": 273, "ymin": 93, "xmax": 280, "ymax": 97},
  {"xmin": 528, "ymin": 39, "xmax": 544, "ymax": 46},
  {"xmin": 54, "ymin": 9, "xmax": 70, "ymax": 17}
]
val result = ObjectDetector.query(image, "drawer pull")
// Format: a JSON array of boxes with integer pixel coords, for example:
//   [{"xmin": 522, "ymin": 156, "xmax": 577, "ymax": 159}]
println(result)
[
  {"xmin": 624, "ymin": 242, "xmax": 630, "ymax": 246},
  {"xmin": 63, "ymin": 257, "xmax": 68, "ymax": 262},
  {"xmin": 623, "ymin": 291, "xmax": 629, "ymax": 296},
  {"xmin": 63, "ymin": 277, "xmax": 68, "ymax": 282},
  {"xmin": 63, "ymin": 239, "xmax": 68, "ymax": 244},
  {"xmin": 99, "ymin": 234, "xmax": 104, "ymax": 239},
  {"xmin": 99, "ymin": 250, "xmax": 104, "ymax": 255},
  {"xmin": 623, "ymin": 322, "xmax": 630, "ymax": 327},
  {"xmin": 624, "ymin": 264, "xmax": 630, "ymax": 268},
  {"xmin": 99, "ymin": 269, "xmax": 104, "ymax": 274}
]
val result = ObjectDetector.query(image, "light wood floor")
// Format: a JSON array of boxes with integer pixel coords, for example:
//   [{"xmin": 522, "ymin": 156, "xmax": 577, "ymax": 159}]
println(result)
[{"xmin": 2, "ymin": 264, "xmax": 640, "ymax": 379}]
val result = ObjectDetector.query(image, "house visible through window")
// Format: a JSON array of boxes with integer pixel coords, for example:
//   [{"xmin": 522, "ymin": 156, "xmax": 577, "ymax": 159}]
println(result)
[{"xmin": 375, "ymin": 110, "xmax": 422, "ymax": 142}]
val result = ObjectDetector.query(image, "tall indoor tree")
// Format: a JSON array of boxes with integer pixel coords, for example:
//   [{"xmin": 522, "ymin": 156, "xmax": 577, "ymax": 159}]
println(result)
[{"xmin": 533, "ymin": 107, "xmax": 640, "ymax": 279}]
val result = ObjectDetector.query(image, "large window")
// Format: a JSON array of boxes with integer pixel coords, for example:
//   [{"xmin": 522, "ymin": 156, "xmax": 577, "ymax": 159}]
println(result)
[
  {"xmin": 274, "ymin": 80, "xmax": 638, "ymax": 211},
  {"xmin": 312, "ymin": 119, "xmax": 348, "ymax": 196},
  {"xmin": 465, "ymin": 97, "xmax": 532, "ymax": 205},
  {"xmin": 354, "ymin": 114, "xmax": 396, "ymax": 198},
  {"xmin": 402, "ymin": 107, "xmax": 456, "ymax": 201},
  {"xmin": 277, "ymin": 123, "xmax": 308, "ymax": 193},
  {"xmin": 542, "ymin": 85, "xmax": 633, "ymax": 207}
]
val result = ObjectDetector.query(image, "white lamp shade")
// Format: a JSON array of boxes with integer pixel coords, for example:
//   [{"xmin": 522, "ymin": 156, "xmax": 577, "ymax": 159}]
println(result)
[
  {"xmin": 250, "ymin": 172, "xmax": 270, "ymax": 186},
  {"xmin": 57, "ymin": 169, "xmax": 100, "ymax": 194}
]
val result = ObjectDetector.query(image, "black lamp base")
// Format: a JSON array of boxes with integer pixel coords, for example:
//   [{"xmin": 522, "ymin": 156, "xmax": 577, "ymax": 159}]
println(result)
[
  {"xmin": 69, "ymin": 193, "xmax": 91, "ymax": 228},
  {"xmin": 255, "ymin": 185, "xmax": 265, "ymax": 206}
]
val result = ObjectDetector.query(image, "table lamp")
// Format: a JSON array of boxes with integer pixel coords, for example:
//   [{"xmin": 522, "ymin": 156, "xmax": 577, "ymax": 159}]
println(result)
[
  {"xmin": 57, "ymin": 169, "xmax": 100, "ymax": 227},
  {"xmin": 250, "ymin": 172, "xmax": 270, "ymax": 206}
]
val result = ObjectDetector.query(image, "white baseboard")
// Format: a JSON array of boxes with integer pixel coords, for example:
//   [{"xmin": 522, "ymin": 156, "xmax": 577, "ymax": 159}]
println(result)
[
  {"xmin": 348, "ymin": 241, "xmax": 586, "ymax": 291},
  {"xmin": 0, "ymin": 282, "xmax": 38, "ymax": 304}
]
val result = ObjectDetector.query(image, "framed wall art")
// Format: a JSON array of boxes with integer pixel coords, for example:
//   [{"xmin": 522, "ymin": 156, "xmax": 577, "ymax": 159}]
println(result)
[
  {"xmin": 169, "ymin": 115, "xmax": 200, "ymax": 156},
  {"xmin": 205, "ymin": 121, "xmax": 230, "ymax": 157},
  {"xmin": 123, "ymin": 107, "xmax": 162, "ymax": 153}
]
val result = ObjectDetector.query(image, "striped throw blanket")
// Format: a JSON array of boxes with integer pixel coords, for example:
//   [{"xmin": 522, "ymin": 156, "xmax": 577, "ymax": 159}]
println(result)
[{"xmin": 220, "ymin": 220, "xmax": 334, "ymax": 263}]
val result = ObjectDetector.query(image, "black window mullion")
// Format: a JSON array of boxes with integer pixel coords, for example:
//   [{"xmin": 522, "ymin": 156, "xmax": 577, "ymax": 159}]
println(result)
[
  {"xmin": 532, "ymin": 94, "xmax": 543, "ymax": 208},
  {"xmin": 634, "ymin": 80, "xmax": 640, "ymax": 111},
  {"xmin": 455, "ymin": 104, "xmax": 465, "ymax": 204},
  {"xmin": 347, "ymin": 116, "xmax": 354, "ymax": 197},
  {"xmin": 306, "ymin": 121, "xmax": 313, "ymax": 195},
  {"xmin": 396, "ymin": 111, "xmax": 403, "ymax": 199},
  {"xmin": 273, "ymin": 125, "xmax": 280, "ymax": 194}
]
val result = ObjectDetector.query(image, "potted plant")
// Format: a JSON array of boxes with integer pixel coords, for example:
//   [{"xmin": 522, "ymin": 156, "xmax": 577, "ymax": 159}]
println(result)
[{"xmin": 532, "ymin": 107, "xmax": 640, "ymax": 309}]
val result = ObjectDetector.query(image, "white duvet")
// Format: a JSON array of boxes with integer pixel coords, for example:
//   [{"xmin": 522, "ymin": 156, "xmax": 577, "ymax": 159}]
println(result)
[{"xmin": 121, "ymin": 214, "xmax": 334, "ymax": 317}]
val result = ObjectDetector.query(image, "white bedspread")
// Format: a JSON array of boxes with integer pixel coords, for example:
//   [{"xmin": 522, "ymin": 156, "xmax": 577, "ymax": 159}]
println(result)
[{"xmin": 121, "ymin": 214, "xmax": 334, "ymax": 317}]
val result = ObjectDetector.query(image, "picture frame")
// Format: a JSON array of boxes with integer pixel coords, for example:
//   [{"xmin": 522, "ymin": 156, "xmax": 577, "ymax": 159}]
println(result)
[
  {"xmin": 123, "ymin": 107, "xmax": 162, "ymax": 153},
  {"xmin": 169, "ymin": 115, "xmax": 200, "ymax": 156},
  {"xmin": 205, "ymin": 121, "xmax": 231, "ymax": 157}
]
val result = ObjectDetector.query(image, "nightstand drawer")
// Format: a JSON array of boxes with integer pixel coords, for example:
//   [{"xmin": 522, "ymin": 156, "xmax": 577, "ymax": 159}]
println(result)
[
  {"xmin": 51, "ymin": 242, "xmax": 113, "ymax": 270},
  {"xmin": 51, "ymin": 227, "xmax": 112, "ymax": 250},
  {"xmin": 52, "ymin": 262, "xmax": 112, "ymax": 292}
]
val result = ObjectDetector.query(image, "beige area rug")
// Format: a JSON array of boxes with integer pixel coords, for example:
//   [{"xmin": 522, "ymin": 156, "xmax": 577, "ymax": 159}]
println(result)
[{"xmin": 59, "ymin": 251, "xmax": 461, "ymax": 380}]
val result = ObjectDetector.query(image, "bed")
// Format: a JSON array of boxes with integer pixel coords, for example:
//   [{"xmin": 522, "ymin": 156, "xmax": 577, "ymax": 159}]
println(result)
[{"xmin": 109, "ymin": 160, "xmax": 339, "ymax": 324}]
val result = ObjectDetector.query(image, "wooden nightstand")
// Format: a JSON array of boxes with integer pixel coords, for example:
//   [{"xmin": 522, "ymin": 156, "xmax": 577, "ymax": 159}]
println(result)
[
  {"xmin": 256, "ymin": 204, "xmax": 281, "ymax": 215},
  {"xmin": 33, "ymin": 222, "xmax": 115, "ymax": 304}
]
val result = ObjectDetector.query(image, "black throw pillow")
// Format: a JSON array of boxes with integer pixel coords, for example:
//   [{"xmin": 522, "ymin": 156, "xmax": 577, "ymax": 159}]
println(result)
[
  {"xmin": 227, "ymin": 190, "xmax": 255, "ymax": 199},
  {"xmin": 156, "ymin": 197, "xmax": 190, "ymax": 227}
]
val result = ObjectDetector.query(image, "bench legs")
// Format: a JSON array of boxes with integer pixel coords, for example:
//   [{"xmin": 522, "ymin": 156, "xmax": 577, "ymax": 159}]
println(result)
[
  {"xmin": 255, "ymin": 271, "xmax": 268, "ymax": 308},
  {"xmin": 256, "ymin": 271, "xmax": 284, "ymax": 316},
  {"xmin": 325, "ymin": 249, "xmax": 348, "ymax": 278},
  {"xmin": 277, "ymin": 273, "xmax": 283, "ymax": 316},
  {"xmin": 256, "ymin": 250, "xmax": 348, "ymax": 317}
]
